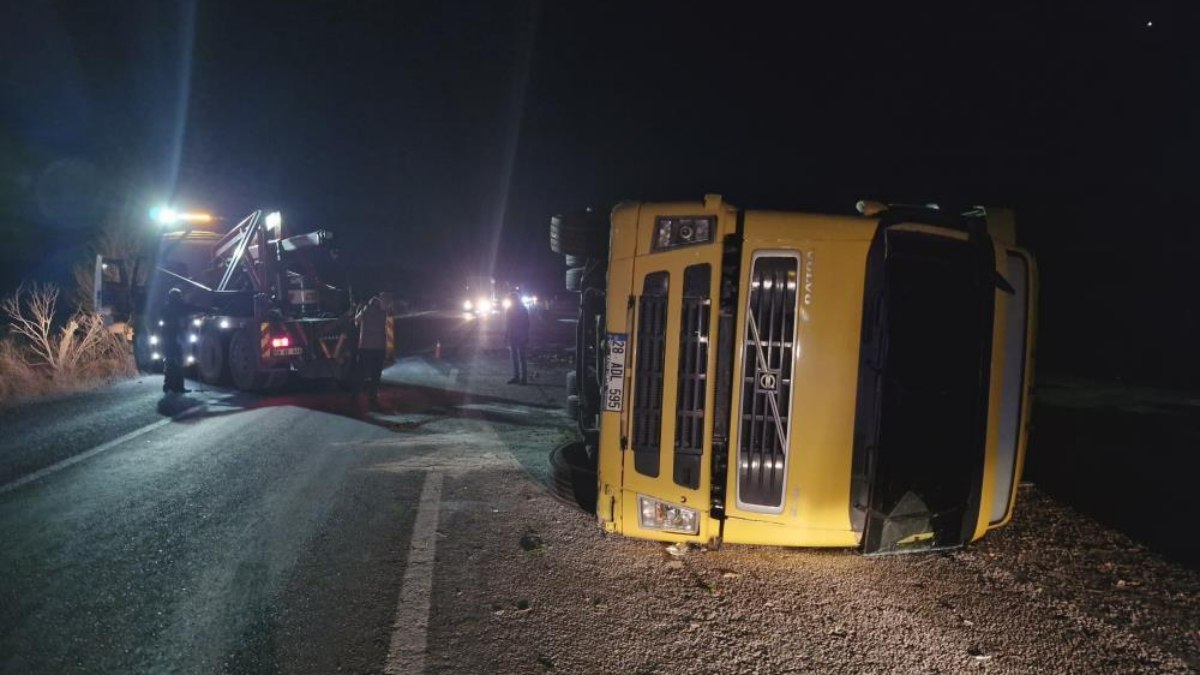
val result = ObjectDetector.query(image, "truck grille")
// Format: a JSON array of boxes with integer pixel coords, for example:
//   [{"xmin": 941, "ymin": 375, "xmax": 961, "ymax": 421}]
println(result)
[
  {"xmin": 674, "ymin": 264, "xmax": 711, "ymax": 489},
  {"xmin": 737, "ymin": 255, "xmax": 799, "ymax": 510},
  {"xmin": 633, "ymin": 272, "xmax": 669, "ymax": 477}
]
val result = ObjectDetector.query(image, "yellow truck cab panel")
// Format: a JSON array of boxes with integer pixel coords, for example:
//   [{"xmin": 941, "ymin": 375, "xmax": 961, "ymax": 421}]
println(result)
[{"xmin": 563, "ymin": 197, "xmax": 1037, "ymax": 553}]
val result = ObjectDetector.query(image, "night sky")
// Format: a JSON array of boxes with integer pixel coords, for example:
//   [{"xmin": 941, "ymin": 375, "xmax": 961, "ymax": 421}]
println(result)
[{"xmin": 1, "ymin": 1, "xmax": 1197, "ymax": 384}]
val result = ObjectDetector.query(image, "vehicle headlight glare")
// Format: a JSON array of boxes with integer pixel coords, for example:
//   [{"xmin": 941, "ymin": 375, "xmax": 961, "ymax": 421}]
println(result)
[
  {"xmin": 478, "ymin": 298, "xmax": 492, "ymax": 313},
  {"xmin": 186, "ymin": 355, "xmax": 195, "ymax": 365},
  {"xmin": 463, "ymin": 299, "xmax": 473, "ymax": 311},
  {"xmin": 151, "ymin": 352, "xmax": 161, "ymax": 361},
  {"xmin": 219, "ymin": 319, "xmax": 230, "ymax": 330},
  {"xmin": 192, "ymin": 318, "xmax": 203, "ymax": 327},
  {"xmin": 188, "ymin": 334, "xmax": 198, "ymax": 343},
  {"xmin": 638, "ymin": 495, "xmax": 699, "ymax": 535},
  {"xmin": 501, "ymin": 297, "xmax": 513, "ymax": 310},
  {"xmin": 149, "ymin": 335, "xmax": 159, "ymax": 345}
]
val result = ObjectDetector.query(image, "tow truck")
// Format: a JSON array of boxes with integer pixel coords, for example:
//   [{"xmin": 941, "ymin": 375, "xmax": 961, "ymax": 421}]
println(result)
[{"xmin": 95, "ymin": 208, "xmax": 394, "ymax": 391}]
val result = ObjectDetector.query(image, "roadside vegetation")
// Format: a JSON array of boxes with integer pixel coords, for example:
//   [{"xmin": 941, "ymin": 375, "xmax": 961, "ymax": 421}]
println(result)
[{"xmin": 0, "ymin": 283, "xmax": 134, "ymax": 406}]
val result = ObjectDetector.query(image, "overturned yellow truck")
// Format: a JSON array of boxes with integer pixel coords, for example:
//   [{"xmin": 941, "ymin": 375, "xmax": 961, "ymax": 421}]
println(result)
[{"xmin": 552, "ymin": 195, "xmax": 1036, "ymax": 554}]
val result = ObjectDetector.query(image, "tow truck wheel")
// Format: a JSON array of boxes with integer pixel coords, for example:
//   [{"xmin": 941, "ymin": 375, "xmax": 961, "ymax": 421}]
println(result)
[
  {"xmin": 197, "ymin": 332, "xmax": 229, "ymax": 385},
  {"xmin": 228, "ymin": 327, "xmax": 262, "ymax": 392}
]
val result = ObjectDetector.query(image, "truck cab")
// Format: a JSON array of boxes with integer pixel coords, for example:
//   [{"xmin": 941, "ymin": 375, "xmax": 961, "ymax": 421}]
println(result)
[{"xmin": 552, "ymin": 195, "xmax": 1036, "ymax": 554}]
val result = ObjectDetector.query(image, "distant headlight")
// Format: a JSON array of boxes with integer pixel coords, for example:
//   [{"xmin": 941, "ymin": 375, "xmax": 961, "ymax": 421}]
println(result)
[
  {"xmin": 148, "ymin": 334, "xmax": 159, "ymax": 345},
  {"xmin": 186, "ymin": 355, "xmax": 195, "ymax": 365},
  {"xmin": 521, "ymin": 295, "xmax": 536, "ymax": 306},
  {"xmin": 219, "ymin": 319, "xmax": 230, "ymax": 330},
  {"xmin": 188, "ymin": 334, "xmax": 198, "ymax": 344},
  {"xmin": 638, "ymin": 495, "xmax": 699, "ymax": 535},
  {"xmin": 501, "ymin": 297, "xmax": 513, "ymax": 310},
  {"xmin": 151, "ymin": 352, "xmax": 162, "ymax": 361},
  {"xmin": 463, "ymin": 299, "xmax": 474, "ymax": 311},
  {"xmin": 477, "ymin": 298, "xmax": 492, "ymax": 313},
  {"xmin": 192, "ymin": 318, "xmax": 203, "ymax": 327}
]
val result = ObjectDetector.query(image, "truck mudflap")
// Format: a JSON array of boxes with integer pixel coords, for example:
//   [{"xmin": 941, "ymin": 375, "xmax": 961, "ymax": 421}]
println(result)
[{"xmin": 853, "ymin": 209, "xmax": 1000, "ymax": 555}]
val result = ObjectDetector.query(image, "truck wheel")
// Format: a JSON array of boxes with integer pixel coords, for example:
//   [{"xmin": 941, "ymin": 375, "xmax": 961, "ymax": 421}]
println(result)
[
  {"xmin": 228, "ymin": 327, "xmax": 262, "ymax": 392},
  {"xmin": 565, "ymin": 266, "xmax": 584, "ymax": 292},
  {"xmin": 197, "ymin": 332, "xmax": 230, "ymax": 385},
  {"xmin": 550, "ymin": 210, "xmax": 609, "ymax": 257}
]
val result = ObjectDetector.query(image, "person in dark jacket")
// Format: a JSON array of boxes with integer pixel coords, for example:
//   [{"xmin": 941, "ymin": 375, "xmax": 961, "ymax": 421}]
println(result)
[
  {"xmin": 352, "ymin": 296, "xmax": 388, "ymax": 409},
  {"xmin": 504, "ymin": 292, "xmax": 530, "ymax": 384},
  {"xmin": 160, "ymin": 288, "xmax": 190, "ymax": 394}
]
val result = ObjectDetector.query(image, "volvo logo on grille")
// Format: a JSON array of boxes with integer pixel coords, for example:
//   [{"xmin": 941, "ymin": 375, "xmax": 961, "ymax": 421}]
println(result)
[{"xmin": 758, "ymin": 371, "xmax": 779, "ymax": 392}]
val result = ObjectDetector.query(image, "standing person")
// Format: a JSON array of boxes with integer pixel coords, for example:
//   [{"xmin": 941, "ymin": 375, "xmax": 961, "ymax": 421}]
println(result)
[
  {"xmin": 353, "ymin": 295, "xmax": 387, "ymax": 409},
  {"xmin": 505, "ymin": 291, "xmax": 530, "ymax": 384},
  {"xmin": 160, "ymin": 288, "xmax": 189, "ymax": 394}
]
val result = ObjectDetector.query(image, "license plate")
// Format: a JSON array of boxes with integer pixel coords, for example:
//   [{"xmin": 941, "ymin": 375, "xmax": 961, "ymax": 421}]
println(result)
[
  {"xmin": 272, "ymin": 347, "xmax": 302, "ymax": 357},
  {"xmin": 604, "ymin": 333, "xmax": 627, "ymax": 412}
]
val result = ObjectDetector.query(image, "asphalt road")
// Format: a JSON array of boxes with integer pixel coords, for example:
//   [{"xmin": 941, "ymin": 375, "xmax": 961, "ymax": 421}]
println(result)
[{"xmin": 1, "ymin": 311, "xmax": 1197, "ymax": 674}]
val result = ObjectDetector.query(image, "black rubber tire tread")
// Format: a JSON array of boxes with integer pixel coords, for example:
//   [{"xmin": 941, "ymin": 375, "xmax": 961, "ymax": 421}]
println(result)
[
  {"xmin": 565, "ymin": 266, "xmax": 585, "ymax": 292},
  {"xmin": 197, "ymin": 331, "xmax": 230, "ymax": 385},
  {"xmin": 228, "ymin": 327, "xmax": 262, "ymax": 392},
  {"xmin": 547, "ymin": 441, "xmax": 598, "ymax": 513},
  {"xmin": 549, "ymin": 211, "xmax": 609, "ymax": 257}
]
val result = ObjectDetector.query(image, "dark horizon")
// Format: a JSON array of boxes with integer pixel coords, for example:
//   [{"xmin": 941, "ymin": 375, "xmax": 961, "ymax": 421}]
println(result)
[{"xmin": 2, "ymin": 1, "xmax": 1197, "ymax": 385}]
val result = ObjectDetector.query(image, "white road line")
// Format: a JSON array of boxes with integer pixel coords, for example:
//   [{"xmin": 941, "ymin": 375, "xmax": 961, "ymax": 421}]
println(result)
[
  {"xmin": 385, "ymin": 471, "xmax": 444, "ymax": 675},
  {"xmin": 0, "ymin": 404, "xmax": 205, "ymax": 496}
]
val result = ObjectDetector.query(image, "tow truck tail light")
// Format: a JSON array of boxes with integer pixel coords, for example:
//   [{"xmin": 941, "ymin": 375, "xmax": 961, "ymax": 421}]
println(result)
[{"xmin": 271, "ymin": 336, "xmax": 290, "ymax": 349}]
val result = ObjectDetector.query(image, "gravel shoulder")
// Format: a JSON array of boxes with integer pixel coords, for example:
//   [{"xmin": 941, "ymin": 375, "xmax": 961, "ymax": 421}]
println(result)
[{"xmin": 426, "ymin": 461, "xmax": 1198, "ymax": 674}]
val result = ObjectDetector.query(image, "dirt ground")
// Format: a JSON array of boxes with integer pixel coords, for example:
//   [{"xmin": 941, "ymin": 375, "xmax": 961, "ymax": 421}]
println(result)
[
  {"xmin": 425, "ymin": 455, "xmax": 1198, "ymax": 674},
  {"xmin": 369, "ymin": 311, "xmax": 1200, "ymax": 674}
]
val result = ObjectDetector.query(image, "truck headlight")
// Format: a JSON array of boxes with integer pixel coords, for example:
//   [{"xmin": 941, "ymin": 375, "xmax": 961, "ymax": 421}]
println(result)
[
  {"xmin": 186, "ymin": 355, "xmax": 195, "ymax": 365},
  {"xmin": 638, "ymin": 495, "xmax": 699, "ymax": 535},
  {"xmin": 463, "ymin": 299, "xmax": 473, "ymax": 311},
  {"xmin": 477, "ymin": 298, "xmax": 492, "ymax": 313},
  {"xmin": 188, "ymin": 334, "xmax": 198, "ymax": 344},
  {"xmin": 501, "ymin": 297, "xmax": 513, "ymax": 310},
  {"xmin": 653, "ymin": 215, "xmax": 715, "ymax": 251},
  {"xmin": 148, "ymin": 334, "xmax": 159, "ymax": 346}
]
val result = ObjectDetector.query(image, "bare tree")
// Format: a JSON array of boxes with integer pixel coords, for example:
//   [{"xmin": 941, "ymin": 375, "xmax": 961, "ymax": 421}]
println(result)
[{"xmin": 1, "ymin": 283, "xmax": 122, "ymax": 377}]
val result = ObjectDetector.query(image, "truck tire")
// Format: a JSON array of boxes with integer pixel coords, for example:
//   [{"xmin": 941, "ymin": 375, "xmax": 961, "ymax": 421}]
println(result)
[
  {"xmin": 228, "ymin": 326, "xmax": 262, "ymax": 392},
  {"xmin": 548, "ymin": 441, "xmax": 597, "ymax": 513},
  {"xmin": 197, "ymin": 331, "xmax": 230, "ymax": 385},
  {"xmin": 565, "ymin": 266, "xmax": 584, "ymax": 292},
  {"xmin": 550, "ymin": 210, "xmax": 608, "ymax": 257}
]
